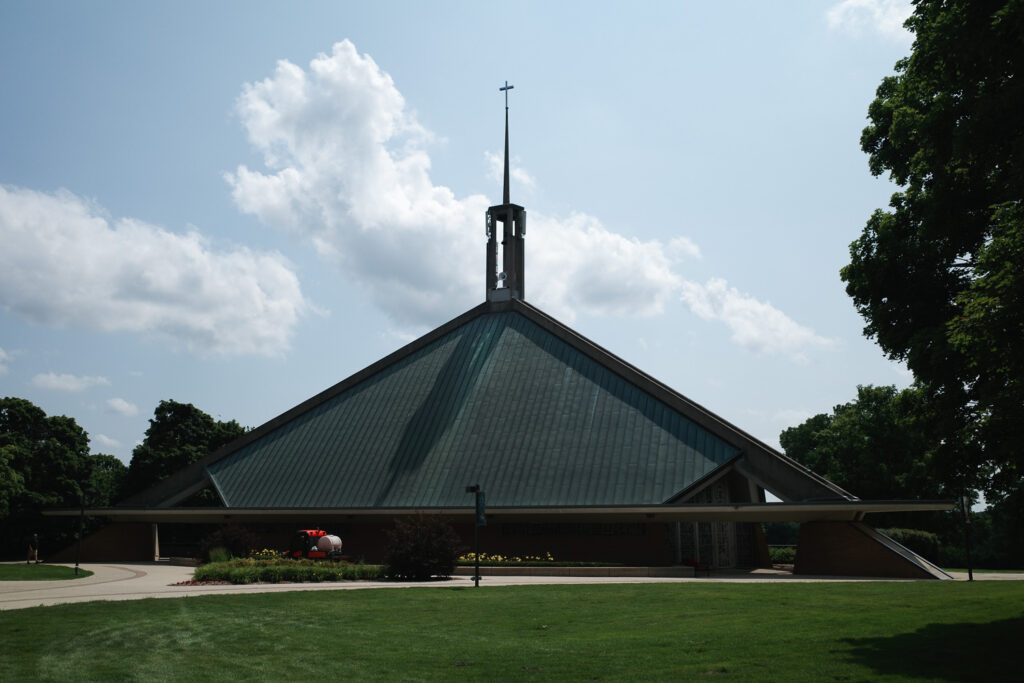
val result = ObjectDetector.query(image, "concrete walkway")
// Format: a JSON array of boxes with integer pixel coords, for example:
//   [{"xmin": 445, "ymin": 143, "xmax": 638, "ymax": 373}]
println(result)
[{"xmin": 0, "ymin": 562, "xmax": 1018, "ymax": 611}]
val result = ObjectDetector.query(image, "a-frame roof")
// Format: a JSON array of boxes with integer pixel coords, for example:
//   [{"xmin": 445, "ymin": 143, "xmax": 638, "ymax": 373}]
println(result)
[{"xmin": 126, "ymin": 299, "xmax": 853, "ymax": 509}]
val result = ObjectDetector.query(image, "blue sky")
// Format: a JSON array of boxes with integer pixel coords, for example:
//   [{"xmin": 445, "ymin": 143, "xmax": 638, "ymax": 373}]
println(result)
[{"xmin": 0, "ymin": 1, "xmax": 916, "ymax": 463}]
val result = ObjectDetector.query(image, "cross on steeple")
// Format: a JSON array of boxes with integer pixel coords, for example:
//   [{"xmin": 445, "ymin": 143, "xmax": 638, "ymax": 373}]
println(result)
[
  {"xmin": 500, "ymin": 81, "xmax": 514, "ymax": 108},
  {"xmin": 485, "ymin": 81, "xmax": 526, "ymax": 303}
]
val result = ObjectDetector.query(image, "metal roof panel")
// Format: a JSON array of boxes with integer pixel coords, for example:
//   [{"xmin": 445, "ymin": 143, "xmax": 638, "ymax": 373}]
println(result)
[{"xmin": 207, "ymin": 309, "xmax": 741, "ymax": 508}]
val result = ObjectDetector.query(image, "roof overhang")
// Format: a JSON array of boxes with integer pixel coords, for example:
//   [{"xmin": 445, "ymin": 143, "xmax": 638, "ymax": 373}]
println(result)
[{"xmin": 45, "ymin": 500, "xmax": 955, "ymax": 525}]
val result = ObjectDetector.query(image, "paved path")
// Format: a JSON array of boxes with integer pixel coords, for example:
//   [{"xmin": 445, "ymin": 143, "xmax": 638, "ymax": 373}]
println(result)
[{"xmin": 1, "ymin": 563, "xmax": 1018, "ymax": 611}]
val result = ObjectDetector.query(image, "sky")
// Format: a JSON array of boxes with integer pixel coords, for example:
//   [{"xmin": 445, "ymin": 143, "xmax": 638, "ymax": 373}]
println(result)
[{"xmin": 0, "ymin": 0, "xmax": 918, "ymax": 465}]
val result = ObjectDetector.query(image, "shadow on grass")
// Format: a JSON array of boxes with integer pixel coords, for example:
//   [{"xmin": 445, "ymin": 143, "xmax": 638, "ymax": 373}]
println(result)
[{"xmin": 842, "ymin": 615, "xmax": 1024, "ymax": 681}]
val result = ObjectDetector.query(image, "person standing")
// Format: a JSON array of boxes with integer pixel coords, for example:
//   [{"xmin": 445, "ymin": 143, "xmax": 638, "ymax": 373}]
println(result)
[{"xmin": 27, "ymin": 533, "xmax": 39, "ymax": 564}]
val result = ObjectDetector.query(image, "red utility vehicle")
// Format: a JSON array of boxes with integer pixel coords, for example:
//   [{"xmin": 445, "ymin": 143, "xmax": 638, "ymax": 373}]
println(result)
[{"xmin": 284, "ymin": 529, "xmax": 344, "ymax": 560}]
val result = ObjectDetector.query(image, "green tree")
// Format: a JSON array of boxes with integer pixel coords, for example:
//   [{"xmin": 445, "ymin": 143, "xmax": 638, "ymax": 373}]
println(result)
[
  {"xmin": 841, "ymin": 1, "xmax": 1023, "ymax": 508},
  {"xmin": 947, "ymin": 205, "xmax": 1024, "ymax": 502},
  {"xmin": 0, "ymin": 397, "xmax": 122, "ymax": 558},
  {"xmin": 0, "ymin": 445, "xmax": 25, "ymax": 519},
  {"xmin": 780, "ymin": 385, "xmax": 947, "ymax": 531},
  {"xmin": 85, "ymin": 453, "xmax": 127, "ymax": 508},
  {"xmin": 120, "ymin": 399, "xmax": 245, "ymax": 501},
  {"xmin": 0, "ymin": 397, "xmax": 91, "ymax": 513}
]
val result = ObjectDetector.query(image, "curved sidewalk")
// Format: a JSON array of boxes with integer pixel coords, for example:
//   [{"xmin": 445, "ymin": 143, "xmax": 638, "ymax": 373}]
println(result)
[{"xmin": 0, "ymin": 563, "xmax": 1016, "ymax": 611}]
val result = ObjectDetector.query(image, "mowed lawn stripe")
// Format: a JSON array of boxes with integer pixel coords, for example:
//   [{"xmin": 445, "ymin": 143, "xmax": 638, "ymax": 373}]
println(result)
[
  {"xmin": 0, "ymin": 564, "xmax": 93, "ymax": 581},
  {"xmin": 0, "ymin": 582, "xmax": 1021, "ymax": 681}
]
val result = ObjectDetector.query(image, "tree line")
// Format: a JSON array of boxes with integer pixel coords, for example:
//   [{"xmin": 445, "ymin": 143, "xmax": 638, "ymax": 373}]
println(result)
[{"xmin": 0, "ymin": 397, "xmax": 244, "ymax": 560}]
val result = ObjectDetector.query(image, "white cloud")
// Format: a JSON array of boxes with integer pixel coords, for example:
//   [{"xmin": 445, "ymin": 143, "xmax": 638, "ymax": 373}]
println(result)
[
  {"xmin": 0, "ymin": 185, "xmax": 309, "ymax": 356},
  {"xmin": 226, "ymin": 40, "xmax": 679, "ymax": 327},
  {"xmin": 93, "ymin": 433, "xmax": 121, "ymax": 449},
  {"xmin": 0, "ymin": 347, "xmax": 9, "ymax": 375},
  {"xmin": 106, "ymin": 397, "xmax": 139, "ymax": 417},
  {"xmin": 529, "ymin": 212, "xmax": 681, "ymax": 321},
  {"xmin": 31, "ymin": 372, "xmax": 110, "ymax": 392},
  {"xmin": 680, "ymin": 278, "xmax": 836, "ymax": 361},
  {"xmin": 225, "ymin": 40, "xmax": 816, "ymax": 353},
  {"xmin": 485, "ymin": 151, "xmax": 536, "ymax": 191},
  {"xmin": 668, "ymin": 236, "xmax": 702, "ymax": 261},
  {"xmin": 826, "ymin": 0, "xmax": 913, "ymax": 42}
]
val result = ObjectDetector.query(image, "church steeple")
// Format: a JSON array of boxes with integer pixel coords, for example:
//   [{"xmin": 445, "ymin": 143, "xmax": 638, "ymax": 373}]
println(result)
[
  {"xmin": 501, "ymin": 81, "xmax": 512, "ymax": 205},
  {"xmin": 486, "ymin": 81, "xmax": 526, "ymax": 302}
]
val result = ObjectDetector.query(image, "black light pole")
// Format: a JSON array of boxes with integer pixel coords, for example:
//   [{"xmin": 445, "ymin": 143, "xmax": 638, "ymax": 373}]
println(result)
[
  {"xmin": 465, "ymin": 484, "xmax": 485, "ymax": 587},
  {"xmin": 75, "ymin": 498, "xmax": 85, "ymax": 576}
]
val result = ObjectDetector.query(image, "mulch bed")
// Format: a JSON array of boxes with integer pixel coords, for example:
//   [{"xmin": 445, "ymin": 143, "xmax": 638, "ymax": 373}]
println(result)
[{"xmin": 170, "ymin": 580, "xmax": 232, "ymax": 586}]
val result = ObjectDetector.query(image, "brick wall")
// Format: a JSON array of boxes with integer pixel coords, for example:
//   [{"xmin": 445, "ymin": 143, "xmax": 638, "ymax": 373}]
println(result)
[{"xmin": 795, "ymin": 521, "xmax": 937, "ymax": 579}]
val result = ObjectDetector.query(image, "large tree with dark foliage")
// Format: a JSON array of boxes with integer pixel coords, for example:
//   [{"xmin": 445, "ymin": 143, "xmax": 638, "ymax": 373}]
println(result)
[
  {"xmin": 0, "ymin": 397, "xmax": 127, "ymax": 558},
  {"xmin": 780, "ymin": 385, "xmax": 947, "ymax": 531},
  {"xmin": 840, "ymin": 1, "xmax": 1023, "ymax": 524},
  {"xmin": 1, "ymin": 397, "xmax": 91, "ymax": 513},
  {"xmin": 120, "ymin": 399, "xmax": 245, "ymax": 501}
]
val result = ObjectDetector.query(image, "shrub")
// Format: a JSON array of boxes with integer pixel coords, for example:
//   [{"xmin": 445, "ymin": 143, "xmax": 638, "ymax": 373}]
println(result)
[
  {"xmin": 769, "ymin": 546, "xmax": 796, "ymax": 564},
  {"xmin": 384, "ymin": 515, "xmax": 462, "ymax": 580},
  {"xmin": 192, "ymin": 558, "xmax": 384, "ymax": 583},
  {"xmin": 208, "ymin": 547, "xmax": 231, "ymax": 564},
  {"xmin": 197, "ymin": 524, "xmax": 259, "ymax": 564},
  {"xmin": 878, "ymin": 528, "xmax": 942, "ymax": 560}
]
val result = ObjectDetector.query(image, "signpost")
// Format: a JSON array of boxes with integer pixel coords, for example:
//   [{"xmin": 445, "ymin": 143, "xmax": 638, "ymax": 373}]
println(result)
[{"xmin": 465, "ymin": 484, "xmax": 485, "ymax": 587}]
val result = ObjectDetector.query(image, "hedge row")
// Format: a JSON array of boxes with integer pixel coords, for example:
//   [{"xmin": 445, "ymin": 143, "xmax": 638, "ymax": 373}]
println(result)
[
  {"xmin": 193, "ymin": 558, "xmax": 385, "ymax": 584},
  {"xmin": 878, "ymin": 528, "xmax": 942, "ymax": 560},
  {"xmin": 768, "ymin": 546, "xmax": 796, "ymax": 564}
]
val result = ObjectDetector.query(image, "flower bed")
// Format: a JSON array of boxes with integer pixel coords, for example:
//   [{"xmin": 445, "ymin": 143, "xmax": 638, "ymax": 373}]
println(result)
[{"xmin": 456, "ymin": 552, "xmax": 622, "ymax": 568}]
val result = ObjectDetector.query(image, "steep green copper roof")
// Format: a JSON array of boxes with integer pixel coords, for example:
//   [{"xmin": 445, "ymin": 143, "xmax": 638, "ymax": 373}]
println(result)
[{"xmin": 207, "ymin": 306, "xmax": 740, "ymax": 508}]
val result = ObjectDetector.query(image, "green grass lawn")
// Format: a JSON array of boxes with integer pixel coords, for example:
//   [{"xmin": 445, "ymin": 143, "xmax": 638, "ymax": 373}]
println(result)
[
  {"xmin": 0, "ymin": 564, "xmax": 93, "ymax": 581},
  {"xmin": 0, "ymin": 582, "xmax": 1021, "ymax": 681}
]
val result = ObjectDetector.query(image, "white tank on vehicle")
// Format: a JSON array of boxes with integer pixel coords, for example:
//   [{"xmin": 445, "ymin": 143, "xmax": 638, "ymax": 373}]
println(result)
[{"xmin": 316, "ymin": 534, "xmax": 343, "ymax": 552}]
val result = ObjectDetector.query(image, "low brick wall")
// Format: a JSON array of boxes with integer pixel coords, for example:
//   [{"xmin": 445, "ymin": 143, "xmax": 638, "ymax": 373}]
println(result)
[
  {"xmin": 795, "ymin": 521, "xmax": 941, "ymax": 579},
  {"xmin": 454, "ymin": 566, "xmax": 694, "ymax": 577}
]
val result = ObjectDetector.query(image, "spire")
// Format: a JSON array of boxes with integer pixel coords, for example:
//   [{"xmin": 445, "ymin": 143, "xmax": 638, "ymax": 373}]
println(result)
[
  {"xmin": 501, "ymin": 81, "xmax": 512, "ymax": 205},
  {"xmin": 486, "ymin": 82, "xmax": 526, "ymax": 303}
]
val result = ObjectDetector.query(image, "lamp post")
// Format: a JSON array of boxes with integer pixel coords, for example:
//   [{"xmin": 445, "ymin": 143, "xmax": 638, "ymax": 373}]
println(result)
[
  {"xmin": 465, "ymin": 484, "xmax": 485, "ymax": 587},
  {"xmin": 75, "ymin": 496, "xmax": 85, "ymax": 576}
]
